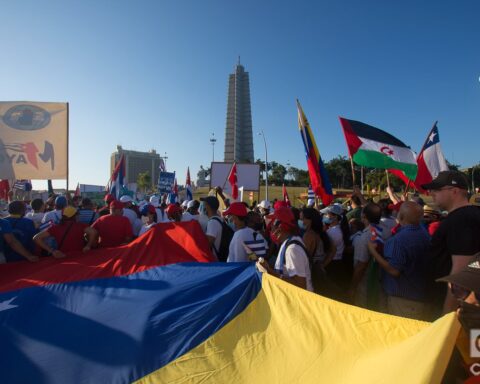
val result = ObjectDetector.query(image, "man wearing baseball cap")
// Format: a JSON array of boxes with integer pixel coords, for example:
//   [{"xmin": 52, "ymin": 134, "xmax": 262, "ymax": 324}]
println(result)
[
  {"xmin": 201, "ymin": 196, "xmax": 224, "ymax": 260},
  {"xmin": 120, "ymin": 195, "xmax": 141, "ymax": 236},
  {"xmin": 223, "ymin": 202, "xmax": 267, "ymax": 263},
  {"xmin": 258, "ymin": 207, "xmax": 313, "ymax": 291},
  {"xmin": 92, "ymin": 200, "xmax": 133, "ymax": 248},
  {"xmin": 422, "ymin": 170, "xmax": 480, "ymax": 315}
]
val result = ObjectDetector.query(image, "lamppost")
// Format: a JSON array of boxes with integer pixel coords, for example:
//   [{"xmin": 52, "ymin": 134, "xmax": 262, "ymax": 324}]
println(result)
[
  {"xmin": 258, "ymin": 130, "xmax": 268, "ymax": 201},
  {"xmin": 162, "ymin": 152, "xmax": 168, "ymax": 170},
  {"xmin": 210, "ymin": 133, "xmax": 216, "ymax": 162}
]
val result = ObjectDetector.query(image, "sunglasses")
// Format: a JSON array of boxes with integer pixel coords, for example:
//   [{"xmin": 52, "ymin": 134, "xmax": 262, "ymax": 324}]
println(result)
[{"xmin": 450, "ymin": 283, "xmax": 480, "ymax": 301}]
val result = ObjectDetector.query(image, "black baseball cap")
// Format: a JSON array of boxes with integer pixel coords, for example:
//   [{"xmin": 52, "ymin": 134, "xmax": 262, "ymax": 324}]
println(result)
[
  {"xmin": 437, "ymin": 255, "xmax": 480, "ymax": 292},
  {"xmin": 421, "ymin": 171, "xmax": 469, "ymax": 190},
  {"xmin": 200, "ymin": 196, "xmax": 219, "ymax": 211}
]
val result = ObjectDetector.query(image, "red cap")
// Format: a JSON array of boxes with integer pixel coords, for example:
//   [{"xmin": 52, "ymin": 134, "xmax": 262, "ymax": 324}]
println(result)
[
  {"xmin": 104, "ymin": 193, "xmax": 115, "ymax": 203},
  {"xmin": 166, "ymin": 203, "xmax": 182, "ymax": 216},
  {"xmin": 387, "ymin": 202, "xmax": 403, "ymax": 212},
  {"xmin": 273, "ymin": 200, "xmax": 288, "ymax": 210},
  {"xmin": 109, "ymin": 200, "xmax": 124, "ymax": 210},
  {"xmin": 267, "ymin": 206, "xmax": 296, "ymax": 227},
  {"xmin": 223, "ymin": 202, "xmax": 248, "ymax": 217}
]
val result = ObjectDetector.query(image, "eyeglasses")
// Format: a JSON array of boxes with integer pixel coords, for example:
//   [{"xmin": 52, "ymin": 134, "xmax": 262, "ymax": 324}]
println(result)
[{"xmin": 450, "ymin": 283, "xmax": 480, "ymax": 301}]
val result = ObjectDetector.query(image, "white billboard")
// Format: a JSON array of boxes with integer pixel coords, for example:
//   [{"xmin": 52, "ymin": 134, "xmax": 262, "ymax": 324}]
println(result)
[{"xmin": 210, "ymin": 162, "xmax": 260, "ymax": 193}]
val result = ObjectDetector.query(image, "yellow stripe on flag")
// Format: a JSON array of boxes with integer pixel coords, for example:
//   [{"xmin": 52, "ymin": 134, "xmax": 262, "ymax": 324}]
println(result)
[{"xmin": 137, "ymin": 274, "xmax": 460, "ymax": 384}]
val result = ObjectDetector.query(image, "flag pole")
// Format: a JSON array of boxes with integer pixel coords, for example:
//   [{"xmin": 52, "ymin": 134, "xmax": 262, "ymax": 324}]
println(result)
[
  {"xmin": 350, "ymin": 156, "xmax": 356, "ymax": 186},
  {"xmin": 66, "ymin": 102, "xmax": 69, "ymax": 194}
]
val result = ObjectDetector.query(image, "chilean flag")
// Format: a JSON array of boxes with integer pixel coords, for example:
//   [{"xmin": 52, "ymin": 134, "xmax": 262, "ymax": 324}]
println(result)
[
  {"xmin": 228, "ymin": 163, "xmax": 239, "ymax": 200},
  {"xmin": 107, "ymin": 154, "xmax": 126, "ymax": 199},
  {"xmin": 389, "ymin": 122, "xmax": 448, "ymax": 193},
  {"xmin": 297, "ymin": 100, "xmax": 333, "ymax": 206},
  {"xmin": 186, "ymin": 167, "xmax": 193, "ymax": 200}
]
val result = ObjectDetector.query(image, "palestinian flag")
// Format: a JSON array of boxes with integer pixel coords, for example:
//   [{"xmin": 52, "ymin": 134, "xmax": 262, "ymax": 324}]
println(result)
[{"xmin": 339, "ymin": 117, "xmax": 418, "ymax": 181}]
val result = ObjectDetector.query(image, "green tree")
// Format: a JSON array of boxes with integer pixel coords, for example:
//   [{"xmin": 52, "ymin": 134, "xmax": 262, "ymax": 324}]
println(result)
[{"xmin": 137, "ymin": 171, "xmax": 152, "ymax": 192}]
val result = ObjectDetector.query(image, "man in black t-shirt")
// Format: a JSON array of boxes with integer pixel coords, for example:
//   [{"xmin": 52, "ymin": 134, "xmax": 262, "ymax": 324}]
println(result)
[{"xmin": 422, "ymin": 171, "xmax": 480, "ymax": 316}]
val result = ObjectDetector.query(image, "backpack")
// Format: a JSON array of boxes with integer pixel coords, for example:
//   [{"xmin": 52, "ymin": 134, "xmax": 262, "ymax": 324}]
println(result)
[{"xmin": 210, "ymin": 217, "xmax": 234, "ymax": 262}]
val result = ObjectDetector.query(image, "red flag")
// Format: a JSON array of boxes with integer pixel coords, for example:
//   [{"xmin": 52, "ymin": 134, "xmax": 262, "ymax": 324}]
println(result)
[
  {"xmin": 282, "ymin": 184, "xmax": 291, "ymax": 207},
  {"xmin": 0, "ymin": 180, "xmax": 10, "ymax": 200},
  {"xmin": 173, "ymin": 178, "xmax": 178, "ymax": 196},
  {"xmin": 74, "ymin": 183, "xmax": 81, "ymax": 197},
  {"xmin": 228, "ymin": 163, "xmax": 239, "ymax": 200}
]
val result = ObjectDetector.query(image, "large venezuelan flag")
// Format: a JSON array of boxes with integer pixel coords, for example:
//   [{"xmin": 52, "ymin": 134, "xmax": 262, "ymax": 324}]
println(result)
[{"xmin": 1, "ymin": 221, "xmax": 460, "ymax": 383}]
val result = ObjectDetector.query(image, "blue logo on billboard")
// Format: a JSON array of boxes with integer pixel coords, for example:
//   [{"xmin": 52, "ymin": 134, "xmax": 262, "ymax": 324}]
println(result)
[{"xmin": 2, "ymin": 104, "xmax": 51, "ymax": 131}]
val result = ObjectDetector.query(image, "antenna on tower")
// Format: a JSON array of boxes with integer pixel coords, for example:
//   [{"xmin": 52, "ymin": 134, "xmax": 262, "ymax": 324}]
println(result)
[{"xmin": 238, "ymin": 55, "xmax": 241, "ymax": 65}]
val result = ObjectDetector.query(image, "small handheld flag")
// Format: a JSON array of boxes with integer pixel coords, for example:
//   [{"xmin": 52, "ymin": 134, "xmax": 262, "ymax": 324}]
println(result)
[{"xmin": 228, "ymin": 163, "xmax": 239, "ymax": 200}]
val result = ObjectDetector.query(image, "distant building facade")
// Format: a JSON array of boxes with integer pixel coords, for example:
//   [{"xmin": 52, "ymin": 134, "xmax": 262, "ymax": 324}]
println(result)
[
  {"xmin": 224, "ymin": 60, "xmax": 254, "ymax": 163},
  {"xmin": 110, "ymin": 145, "xmax": 161, "ymax": 188}
]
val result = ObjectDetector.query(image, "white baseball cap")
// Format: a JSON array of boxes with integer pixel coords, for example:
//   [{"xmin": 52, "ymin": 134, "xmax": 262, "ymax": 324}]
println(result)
[
  {"xmin": 181, "ymin": 200, "xmax": 189, "ymax": 208},
  {"xmin": 120, "ymin": 195, "xmax": 133, "ymax": 203},
  {"xmin": 149, "ymin": 196, "xmax": 160, "ymax": 207},
  {"xmin": 187, "ymin": 200, "xmax": 196, "ymax": 209},
  {"xmin": 257, "ymin": 200, "xmax": 271, "ymax": 209}
]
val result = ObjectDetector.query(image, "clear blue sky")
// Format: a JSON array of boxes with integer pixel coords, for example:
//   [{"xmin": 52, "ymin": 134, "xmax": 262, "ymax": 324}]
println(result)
[{"xmin": 1, "ymin": 0, "xmax": 479, "ymax": 189}]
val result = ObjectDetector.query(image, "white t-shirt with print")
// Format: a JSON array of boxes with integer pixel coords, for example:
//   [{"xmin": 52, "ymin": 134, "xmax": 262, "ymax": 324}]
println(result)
[
  {"xmin": 227, "ymin": 227, "xmax": 267, "ymax": 263},
  {"xmin": 274, "ymin": 236, "xmax": 313, "ymax": 292}
]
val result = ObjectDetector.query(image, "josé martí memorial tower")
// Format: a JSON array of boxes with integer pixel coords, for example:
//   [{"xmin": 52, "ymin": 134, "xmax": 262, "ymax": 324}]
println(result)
[{"xmin": 223, "ymin": 59, "xmax": 254, "ymax": 163}]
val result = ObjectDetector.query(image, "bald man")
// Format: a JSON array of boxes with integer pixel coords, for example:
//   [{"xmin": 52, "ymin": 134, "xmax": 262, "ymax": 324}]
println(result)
[{"xmin": 368, "ymin": 202, "xmax": 430, "ymax": 319}]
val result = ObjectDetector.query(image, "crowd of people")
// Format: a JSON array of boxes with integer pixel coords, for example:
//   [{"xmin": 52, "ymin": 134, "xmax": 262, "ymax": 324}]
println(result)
[{"xmin": 1, "ymin": 170, "xmax": 480, "ymax": 379}]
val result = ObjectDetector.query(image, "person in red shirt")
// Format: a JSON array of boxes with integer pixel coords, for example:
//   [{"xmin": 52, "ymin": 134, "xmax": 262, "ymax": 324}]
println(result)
[
  {"xmin": 92, "ymin": 200, "xmax": 133, "ymax": 248},
  {"xmin": 34, "ymin": 206, "xmax": 97, "ymax": 258}
]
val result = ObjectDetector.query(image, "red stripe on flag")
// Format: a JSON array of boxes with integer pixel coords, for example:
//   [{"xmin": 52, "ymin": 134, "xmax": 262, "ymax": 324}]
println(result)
[
  {"xmin": 0, "ymin": 221, "xmax": 214, "ymax": 294},
  {"xmin": 339, "ymin": 117, "xmax": 363, "ymax": 157}
]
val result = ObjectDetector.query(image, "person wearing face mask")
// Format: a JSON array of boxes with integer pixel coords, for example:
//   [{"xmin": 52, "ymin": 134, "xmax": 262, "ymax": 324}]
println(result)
[
  {"xmin": 301, "ymin": 208, "xmax": 334, "ymax": 293},
  {"xmin": 258, "ymin": 207, "xmax": 313, "ymax": 291},
  {"xmin": 224, "ymin": 202, "xmax": 267, "ymax": 263},
  {"xmin": 138, "ymin": 204, "xmax": 157, "ymax": 236},
  {"xmin": 320, "ymin": 204, "xmax": 349, "ymax": 298}
]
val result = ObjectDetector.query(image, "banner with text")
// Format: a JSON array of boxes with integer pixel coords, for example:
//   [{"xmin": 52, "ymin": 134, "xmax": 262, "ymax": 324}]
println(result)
[
  {"xmin": 158, "ymin": 171, "xmax": 175, "ymax": 194},
  {"xmin": 0, "ymin": 102, "xmax": 68, "ymax": 179}
]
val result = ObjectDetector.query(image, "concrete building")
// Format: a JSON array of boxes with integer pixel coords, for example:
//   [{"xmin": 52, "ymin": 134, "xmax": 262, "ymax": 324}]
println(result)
[
  {"xmin": 110, "ymin": 145, "xmax": 161, "ymax": 188},
  {"xmin": 224, "ymin": 60, "xmax": 254, "ymax": 163}
]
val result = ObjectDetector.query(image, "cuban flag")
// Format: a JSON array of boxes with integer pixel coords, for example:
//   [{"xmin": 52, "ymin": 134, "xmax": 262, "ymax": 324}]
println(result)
[
  {"xmin": 13, "ymin": 179, "xmax": 32, "ymax": 191},
  {"xmin": 107, "ymin": 154, "xmax": 126, "ymax": 199},
  {"xmin": 186, "ymin": 167, "xmax": 193, "ymax": 200}
]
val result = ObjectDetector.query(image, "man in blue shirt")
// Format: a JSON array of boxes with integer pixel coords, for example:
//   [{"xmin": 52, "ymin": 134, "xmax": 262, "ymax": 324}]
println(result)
[
  {"xmin": 368, "ymin": 201, "xmax": 430, "ymax": 320},
  {"xmin": 4, "ymin": 201, "xmax": 38, "ymax": 263}
]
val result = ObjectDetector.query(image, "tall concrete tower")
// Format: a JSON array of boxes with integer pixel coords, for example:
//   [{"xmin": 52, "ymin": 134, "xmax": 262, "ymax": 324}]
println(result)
[{"xmin": 223, "ymin": 59, "xmax": 254, "ymax": 163}]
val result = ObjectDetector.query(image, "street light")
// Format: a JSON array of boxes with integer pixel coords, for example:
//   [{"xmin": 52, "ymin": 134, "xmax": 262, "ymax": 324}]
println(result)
[
  {"xmin": 210, "ymin": 133, "xmax": 217, "ymax": 162},
  {"xmin": 161, "ymin": 152, "xmax": 168, "ymax": 170},
  {"xmin": 258, "ymin": 130, "xmax": 268, "ymax": 201}
]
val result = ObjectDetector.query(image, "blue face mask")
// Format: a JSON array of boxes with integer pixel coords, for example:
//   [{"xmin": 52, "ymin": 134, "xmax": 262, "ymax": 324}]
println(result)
[
  {"xmin": 199, "ymin": 202, "xmax": 207, "ymax": 216},
  {"xmin": 298, "ymin": 219, "xmax": 306, "ymax": 230},
  {"xmin": 322, "ymin": 216, "xmax": 333, "ymax": 225},
  {"xmin": 227, "ymin": 218, "xmax": 236, "ymax": 231}
]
